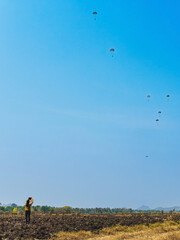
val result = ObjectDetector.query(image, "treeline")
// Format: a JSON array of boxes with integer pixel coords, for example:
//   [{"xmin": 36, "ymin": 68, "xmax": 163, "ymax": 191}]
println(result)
[{"xmin": 0, "ymin": 205, "xmax": 163, "ymax": 214}]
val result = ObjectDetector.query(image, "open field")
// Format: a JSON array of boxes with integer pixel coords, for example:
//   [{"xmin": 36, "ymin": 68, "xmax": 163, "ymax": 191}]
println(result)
[
  {"xmin": 1, "ymin": 213, "xmax": 180, "ymax": 239},
  {"xmin": 54, "ymin": 221, "xmax": 180, "ymax": 240}
]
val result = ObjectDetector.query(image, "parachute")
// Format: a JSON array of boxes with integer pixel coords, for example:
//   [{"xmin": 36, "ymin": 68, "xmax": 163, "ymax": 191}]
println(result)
[
  {"xmin": 110, "ymin": 48, "xmax": 115, "ymax": 57},
  {"xmin": 158, "ymin": 111, "xmax": 162, "ymax": 118},
  {"xmin": 166, "ymin": 94, "xmax": 171, "ymax": 101},
  {"xmin": 155, "ymin": 119, "xmax": 160, "ymax": 126},
  {"xmin": 147, "ymin": 94, "xmax": 151, "ymax": 101},
  {"xmin": 92, "ymin": 11, "xmax": 98, "ymax": 20}
]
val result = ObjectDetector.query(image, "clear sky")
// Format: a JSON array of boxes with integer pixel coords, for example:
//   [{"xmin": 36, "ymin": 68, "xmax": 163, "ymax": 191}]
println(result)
[{"xmin": 0, "ymin": 0, "xmax": 180, "ymax": 209}]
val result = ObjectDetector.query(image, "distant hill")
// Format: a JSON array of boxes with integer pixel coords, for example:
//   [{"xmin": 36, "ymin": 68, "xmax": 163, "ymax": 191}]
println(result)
[
  {"xmin": 137, "ymin": 205, "xmax": 151, "ymax": 211},
  {"xmin": 155, "ymin": 206, "xmax": 180, "ymax": 212},
  {"xmin": 2, "ymin": 203, "xmax": 17, "ymax": 207},
  {"xmin": 137, "ymin": 205, "xmax": 180, "ymax": 212}
]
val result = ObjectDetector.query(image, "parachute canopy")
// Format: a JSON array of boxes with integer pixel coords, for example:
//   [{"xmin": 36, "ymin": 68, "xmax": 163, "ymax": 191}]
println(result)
[
  {"xmin": 147, "ymin": 94, "xmax": 151, "ymax": 98},
  {"xmin": 166, "ymin": 94, "xmax": 170, "ymax": 98},
  {"xmin": 92, "ymin": 11, "xmax": 98, "ymax": 15},
  {"xmin": 110, "ymin": 48, "xmax": 115, "ymax": 52},
  {"xmin": 158, "ymin": 111, "xmax": 162, "ymax": 114},
  {"xmin": 156, "ymin": 119, "xmax": 159, "ymax": 122}
]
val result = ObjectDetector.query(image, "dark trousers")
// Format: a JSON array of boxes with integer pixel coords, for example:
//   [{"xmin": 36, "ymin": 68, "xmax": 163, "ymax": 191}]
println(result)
[{"xmin": 25, "ymin": 210, "xmax": 31, "ymax": 224}]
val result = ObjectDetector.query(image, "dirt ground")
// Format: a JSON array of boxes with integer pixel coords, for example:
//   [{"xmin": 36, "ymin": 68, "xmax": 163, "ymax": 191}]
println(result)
[{"xmin": 0, "ymin": 213, "xmax": 179, "ymax": 239}]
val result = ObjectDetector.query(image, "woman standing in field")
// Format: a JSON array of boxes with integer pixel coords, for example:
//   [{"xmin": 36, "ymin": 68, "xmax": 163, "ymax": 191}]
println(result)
[{"xmin": 25, "ymin": 197, "xmax": 33, "ymax": 224}]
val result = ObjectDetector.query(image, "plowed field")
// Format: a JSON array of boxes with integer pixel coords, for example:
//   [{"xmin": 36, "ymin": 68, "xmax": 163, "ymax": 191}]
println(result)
[{"xmin": 0, "ymin": 213, "xmax": 179, "ymax": 240}]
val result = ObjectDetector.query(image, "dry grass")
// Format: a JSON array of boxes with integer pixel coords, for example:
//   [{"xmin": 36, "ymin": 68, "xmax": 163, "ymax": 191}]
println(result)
[
  {"xmin": 52, "ymin": 231, "xmax": 93, "ymax": 240},
  {"xmin": 53, "ymin": 221, "xmax": 180, "ymax": 240}
]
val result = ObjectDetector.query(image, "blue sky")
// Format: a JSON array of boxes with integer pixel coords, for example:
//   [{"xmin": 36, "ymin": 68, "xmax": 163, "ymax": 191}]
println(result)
[{"xmin": 0, "ymin": 0, "xmax": 180, "ymax": 208}]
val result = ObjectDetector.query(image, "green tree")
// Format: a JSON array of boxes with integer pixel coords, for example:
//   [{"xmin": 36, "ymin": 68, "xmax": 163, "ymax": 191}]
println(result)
[{"xmin": 61, "ymin": 206, "xmax": 73, "ymax": 214}]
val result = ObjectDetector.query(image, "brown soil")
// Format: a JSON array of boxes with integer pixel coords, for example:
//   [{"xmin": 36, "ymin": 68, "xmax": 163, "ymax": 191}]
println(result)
[{"xmin": 0, "ymin": 213, "xmax": 179, "ymax": 240}]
